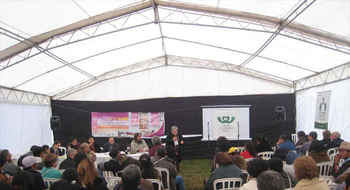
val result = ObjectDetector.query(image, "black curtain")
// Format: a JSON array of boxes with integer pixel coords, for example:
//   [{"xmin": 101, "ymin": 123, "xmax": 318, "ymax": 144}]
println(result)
[{"xmin": 51, "ymin": 93, "xmax": 295, "ymax": 159}]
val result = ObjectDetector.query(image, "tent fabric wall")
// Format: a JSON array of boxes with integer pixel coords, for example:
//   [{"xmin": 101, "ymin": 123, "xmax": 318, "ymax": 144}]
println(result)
[
  {"xmin": 60, "ymin": 66, "xmax": 292, "ymax": 101},
  {"xmin": 0, "ymin": 103, "xmax": 53, "ymax": 157},
  {"xmin": 296, "ymin": 79, "xmax": 350, "ymax": 141}
]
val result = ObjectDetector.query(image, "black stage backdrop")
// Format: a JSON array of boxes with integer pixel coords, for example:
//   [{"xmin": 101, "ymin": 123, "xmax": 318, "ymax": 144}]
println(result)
[{"xmin": 51, "ymin": 93, "xmax": 295, "ymax": 159}]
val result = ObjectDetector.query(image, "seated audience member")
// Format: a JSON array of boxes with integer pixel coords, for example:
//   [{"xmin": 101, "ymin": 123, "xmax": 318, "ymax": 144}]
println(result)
[
  {"xmin": 60, "ymin": 148, "xmax": 78, "ymax": 169},
  {"xmin": 303, "ymin": 131, "xmax": 318, "ymax": 152},
  {"xmin": 333, "ymin": 142, "xmax": 350, "ymax": 183},
  {"xmin": 240, "ymin": 159, "xmax": 269, "ymax": 190},
  {"xmin": 41, "ymin": 153, "xmax": 62, "ymax": 179},
  {"xmin": 77, "ymin": 158, "xmax": 108, "ymax": 190},
  {"xmin": 0, "ymin": 158, "xmax": 12, "ymax": 188},
  {"xmin": 254, "ymin": 136, "xmax": 272, "ymax": 153},
  {"xmin": 69, "ymin": 137, "xmax": 80, "ymax": 150},
  {"xmin": 257, "ymin": 170, "xmax": 285, "ymax": 190},
  {"xmin": 293, "ymin": 156, "xmax": 328, "ymax": 190},
  {"xmin": 211, "ymin": 137, "xmax": 230, "ymax": 171},
  {"xmin": 0, "ymin": 149, "xmax": 19, "ymax": 176},
  {"xmin": 50, "ymin": 141, "xmax": 65, "ymax": 156},
  {"xmin": 267, "ymin": 158, "xmax": 293, "ymax": 188},
  {"xmin": 272, "ymin": 149, "xmax": 296, "ymax": 183},
  {"xmin": 103, "ymin": 137, "xmax": 119, "ymax": 152},
  {"xmin": 18, "ymin": 145, "xmax": 43, "ymax": 167},
  {"xmin": 346, "ymin": 174, "xmax": 350, "ymax": 190},
  {"xmin": 154, "ymin": 147, "xmax": 183, "ymax": 190},
  {"xmin": 231, "ymin": 154, "xmax": 247, "ymax": 171},
  {"xmin": 205, "ymin": 152, "xmax": 242, "ymax": 190},
  {"xmin": 116, "ymin": 164, "xmax": 143, "ymax": 190},
  {"xmin": 51, "ymin": 168, "xmax": 82, "ymax": 190},
  {"xmin": 130, "ymin": 133, "xmax": 149, "ymax": 154},
  {"xmin": 309, "ymin": 140, "xmax": 330, "ymax": 163},
  {"xmin": 149, "ymin": 136, "xmax": 163, "ymax": 158},
  {"xmin": 79, "ymin": 143, "xmax": 91, "ymax": 154},
  {"xmin": 104, "ymin": 148, "xmax": 123, "ymax": 175},
  {"xmin": 320, "ymin": 130, "xmax": 331, "ymax": 150},
  {"xmin": 240, "ymin": 142, "xmax": 257, "ymax": 159},
  {"xmin": 276, "ymin": 134, "xmax": 296, "ymax": 151},
  {"xmin": 12, "ymin": 169, "xmax": 36, "ymax": 190},
  {"xmin": 88, "ymin": 137, "xmax": 101, "ymax": 153},
  {"xmin": 295, "ymin": 131, "xmax": 308, "ymax": 155},
  {"xmin": 22, "ymin": 156, "xmax": 46, "ymax": 190},
  {"xmin": 330, "ymin": 132, "xmax": 344, "ymax": 148},
  {"xmin": 139, "ymin": 154, "xmax": 159, "ymax": 179}
]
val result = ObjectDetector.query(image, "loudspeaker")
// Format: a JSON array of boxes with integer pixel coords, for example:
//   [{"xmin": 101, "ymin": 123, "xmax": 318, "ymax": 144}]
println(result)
[
  {"xmin": 273, "ymin": 106, "xmax": 286, "ymax": 121},
  {"xmin": 50, "ymin": 115, "xmax": 61, "ymax": 131}
]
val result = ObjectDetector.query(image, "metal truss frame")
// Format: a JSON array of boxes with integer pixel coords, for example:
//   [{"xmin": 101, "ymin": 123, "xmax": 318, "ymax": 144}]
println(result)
[
  {"xmin": 295, "ymin": 61, "xmax": 350, "ymax": 91},
  {"xmin": 0, "ymin": 0, "xmax": 349, "ymax": 97},
  {"xmin": 0, "ymin": 85, "xmax": 50, "ymax": 105},
  {"xmin": 53, "ymin": 55, "xmax": 293, "ymax": 100}
]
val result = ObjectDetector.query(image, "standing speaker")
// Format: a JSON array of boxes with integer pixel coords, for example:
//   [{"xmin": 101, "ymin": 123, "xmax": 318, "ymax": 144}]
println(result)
[
  {"xmin": 50, "ymin": 115, "xmax": 61, "ymax": 131},
  {"xmin": 274, "ymin": 106, "xmax": 286, "ymax": 121}
]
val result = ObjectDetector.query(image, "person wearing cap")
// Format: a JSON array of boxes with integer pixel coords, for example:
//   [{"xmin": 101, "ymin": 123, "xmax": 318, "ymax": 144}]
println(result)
[
  {"xmin": 309, "ymin": 140, "xmax": 330, "ymax": 163},
  {"xmin": 22, "ymin": 155, "xmax": 46, "ymax": 190},
  {"xmin": 333, "ymin": 142, "xmax": 350, "ymax": 183}
]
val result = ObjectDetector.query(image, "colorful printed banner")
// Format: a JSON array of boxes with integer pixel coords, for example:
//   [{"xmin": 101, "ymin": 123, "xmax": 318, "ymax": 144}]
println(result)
[
  {"xmin": 91, "ymin": 112, "xmax": 165, "ymax": 137},
  {"xmin": 315, "ymin": 91, "xmax": 331, "ymax": 129}
]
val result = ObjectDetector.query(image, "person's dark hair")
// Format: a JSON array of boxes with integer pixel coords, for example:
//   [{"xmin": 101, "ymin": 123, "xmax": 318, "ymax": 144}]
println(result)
[
  {"xmin": 272, "ymin": 149, "xmax": 288, "ymax": 161},
  {"xmin": 231, "ymin": 155, "xmax": 247, "ymax": 170},
  {"xmin": 216, "ymin": 152, "xmax": 233, "ymax": 166},
  {"xmin": 54, "ymin": 140, "xmax": 61, "ymax": 145},
  {"xmin": 309, "ymin": 140, "xmax": 326, "ymax": 153},
  {"xmin": 297, "ymin": 131, "xmax": 306, "ymax": 138},
  {"xmin": 157, "ymin": 147, "xmax": 167, "ymax": 158},
  {"xmin": 31, "ymin": 145, "xmax": 43, "ymax": 157},
  {"xmin": 139, "ymin": 154, "xmax": 157, "ymax": 179},
  {"xmin": 244, "ymin": 141, "xmax": 257, "ymax": 157},
  {"xmin": 0, "ymin": 150, "xmax": 9, "ymax": 162},
  {"xmin": 43, "ymin": 153, "xmax": 58, "ymax": 168},
  {"xmin": 134, "ymin": 133, "xmax": 141, "ymax": 141},
  {"xmin": 279, "ymin": 134, "xmax": 289, "ymax": 141},
  {"xmin": 345, "ymin": 174, "xmax": 350, "ymax": 189},
  {"xmin": 109, "ymin": 148, "xmax": 120, "ymax": 158},
  {"xmin": 268, "ymin": 158, "xmax": 283, "ymax": 173},
  {"xmin": 247, "ymin": 159, "xmax": 269, "ymax": 178},
  {"xmin": 216, "ymin": 136, "xmax": 230, "ymax": 152},
  {"xmin": 74, "ymin": 152, "xmax": 87, "ymax": 167},
  {"xmin": 166, "ymin": 146, "xmax": 177, "ymax": 159},
  {"xmin": 42, "ymin": 145, "xmax": 49, "ymax": 151},
  {"xmin": 323, "ymin": 130, "xmax": 331, "ymax": 140},
  {"xmin": 257, "ymin": 170, "xmax": 285, "ymax": 190},
  {"xmin": 309, "ymin": 131, "xmax": 317, "ymax": 140},
  {"xmin": 121, "ymin": 164, "xmax": 141, "ymax": 189},
  {"xmin": 62, "ymin": 168, "xmax": 79, "ymax": 183}
]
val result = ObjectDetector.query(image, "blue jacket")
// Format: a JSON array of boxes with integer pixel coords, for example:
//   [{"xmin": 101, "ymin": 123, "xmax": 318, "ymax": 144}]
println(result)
[{"xmin": 278, "ymin": 140, "xmax": 296, "ymax": 151}]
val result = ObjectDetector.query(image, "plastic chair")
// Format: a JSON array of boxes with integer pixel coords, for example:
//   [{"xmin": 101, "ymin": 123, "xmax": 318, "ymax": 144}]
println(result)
[
  {"xmin": 291, "ymin": 134, "xmax": 297, "ymax": 144},
  {"xmin": 148, "ymin": 179, "xmax": 162, "ymax": 190},
  {"xmin": 103, "ymin": 171, "xmax": 117, "ymax": 180},
  {"xmin": 327, "ymin": 148, "xmax": 339, "ymax": 157},
  {"xmin": 106, "ymin": 176, "xmax": 122, "ymax": 190},
  {"xmin": 317, "ymin": 161, "xmax": 332, "ymax": 177},
  {"xmin": 257, "ymin": 151, "xmax": 274, "ymax": 160},
  {"xmin": 213, "ymin": 178, "xmax": 243, "ymax": 190},
  {"xmin": 155, "ymin": 167, "xmax": 170, "ymax": 190},
  {"xmin": 44, "ymin": 178, "xmax": 59, "ymax": 189}
]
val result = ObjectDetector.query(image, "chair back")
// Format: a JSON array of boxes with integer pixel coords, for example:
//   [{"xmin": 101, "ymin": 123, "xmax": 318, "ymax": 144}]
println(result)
[
  {"xmin": 291, "ymin": 134, "xmax": 297, "ymax": 144},
  {"xmin": 148, "ymin": 179, "xmax": 162, "ymax": 190},
  {"xmin": 236, "ymin": 147, "xmax": 245, "ymax": 153},
  {"xmin": 103, "ymin": 171, "xmax": 117, "ymax": 180},
  {"xmin": 257, "ymin": 151, "xmax": 274, "ymax": 160},
  {"xmin": 317, "ymin": 161, "xmax": 332, "ymax": 177},
  {"xmin": 213, "ymin": 178, "xmax": 243, "ymax": 190},
  {"xmin": 106, "ymin": 176, "xmax": 122, "ymax": 190},
  {"xmin": 155, "ymin": 167, "xmax": 170, "ymax": 190},
  {"xmin": 327, "ymin": 148, "xmax": 339, "ymax": 157},
  {"xmin": 44, "ymin": 178, "xmax": 59, "ymax": 189}
]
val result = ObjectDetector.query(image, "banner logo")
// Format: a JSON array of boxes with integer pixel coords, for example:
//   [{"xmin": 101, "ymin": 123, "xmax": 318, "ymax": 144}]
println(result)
[{"xmin": 217, "ymin": 116, "xmax": 235, "ymax": 124}]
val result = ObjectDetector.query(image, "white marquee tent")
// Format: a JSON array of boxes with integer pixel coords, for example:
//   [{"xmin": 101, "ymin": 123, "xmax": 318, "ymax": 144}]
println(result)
[{"xmin": 1, "ymin": 0, "xmax": 350, "ymax": 155}]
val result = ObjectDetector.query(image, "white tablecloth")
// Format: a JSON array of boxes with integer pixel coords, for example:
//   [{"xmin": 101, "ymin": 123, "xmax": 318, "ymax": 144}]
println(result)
[{"xmin": 95, "ymin": 152, "xmax": 148, "ymax": 165}]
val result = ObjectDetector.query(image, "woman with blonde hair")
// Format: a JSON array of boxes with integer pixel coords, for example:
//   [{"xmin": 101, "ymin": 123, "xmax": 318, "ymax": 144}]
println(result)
[
  {"xmin": 293, "ymin": 156, "xmax": 328, "ymax": 190},
  {"xmin": 77, "ymin": 158, "xmax": 108, "ymax": 190}
]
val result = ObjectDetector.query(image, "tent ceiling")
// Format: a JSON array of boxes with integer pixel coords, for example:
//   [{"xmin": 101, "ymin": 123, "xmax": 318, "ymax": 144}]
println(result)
[{"xmin": 0, "ymin": 0, "xmax": 350, "ymax": 98}]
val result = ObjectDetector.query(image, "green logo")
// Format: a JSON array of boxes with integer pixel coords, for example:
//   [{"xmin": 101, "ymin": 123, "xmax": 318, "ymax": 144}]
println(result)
[{"xmin": 217, "ymin": 116, "xmax": 235, "ymax": 124}]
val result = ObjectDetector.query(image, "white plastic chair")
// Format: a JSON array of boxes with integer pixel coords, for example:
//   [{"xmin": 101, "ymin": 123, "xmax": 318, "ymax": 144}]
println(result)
[
  {"xmin": 103, "ymin": 171, "xmax": 117, "ymax": 180},
  {"xmin": 327, "ymin": 148, "xmax": 339, "ymax": 157},
  {"xmin": 291, "ymin": 134, "xmax": 297, "ymax": 144},
  {"xmin": 317, "ymin": 161, "xmax": 332, "ymax": 177},
  {"xmin": 213, "ymin": 178, "xmax": 243, "ymax": 190},
  {"xmin": 106, "ymin": 176, "xmax": 122, "ymax": 190},
  {"xmin": 148, "ymin": 179, "xmax": 162, "ymax": 190},
  {"xmin": 155, "ymin": 167, "xmax": 170, "ymax": 190},
  {"xmin": 44, "ymin": 178, "xmax": 59, "ymax": 189},
  {"xmin": 257, "ymin": 151, "xmax": 274, "ymax": 160}
]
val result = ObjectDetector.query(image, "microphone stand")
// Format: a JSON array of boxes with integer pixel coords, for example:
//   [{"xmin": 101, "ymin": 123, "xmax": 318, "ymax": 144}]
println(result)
[{"xmin": 237, "ymin": 121, "xmax": 240, "ymax": 147}]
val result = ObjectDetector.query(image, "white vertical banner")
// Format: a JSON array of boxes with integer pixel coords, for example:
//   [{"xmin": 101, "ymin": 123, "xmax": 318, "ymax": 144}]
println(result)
[
  {"xmin": 202, "ymin": 106, "xmax": 250, "ymax": 141},
  {"xmin": 315, "ymin": 91, "xmax": 331, "ymax": 130}
]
